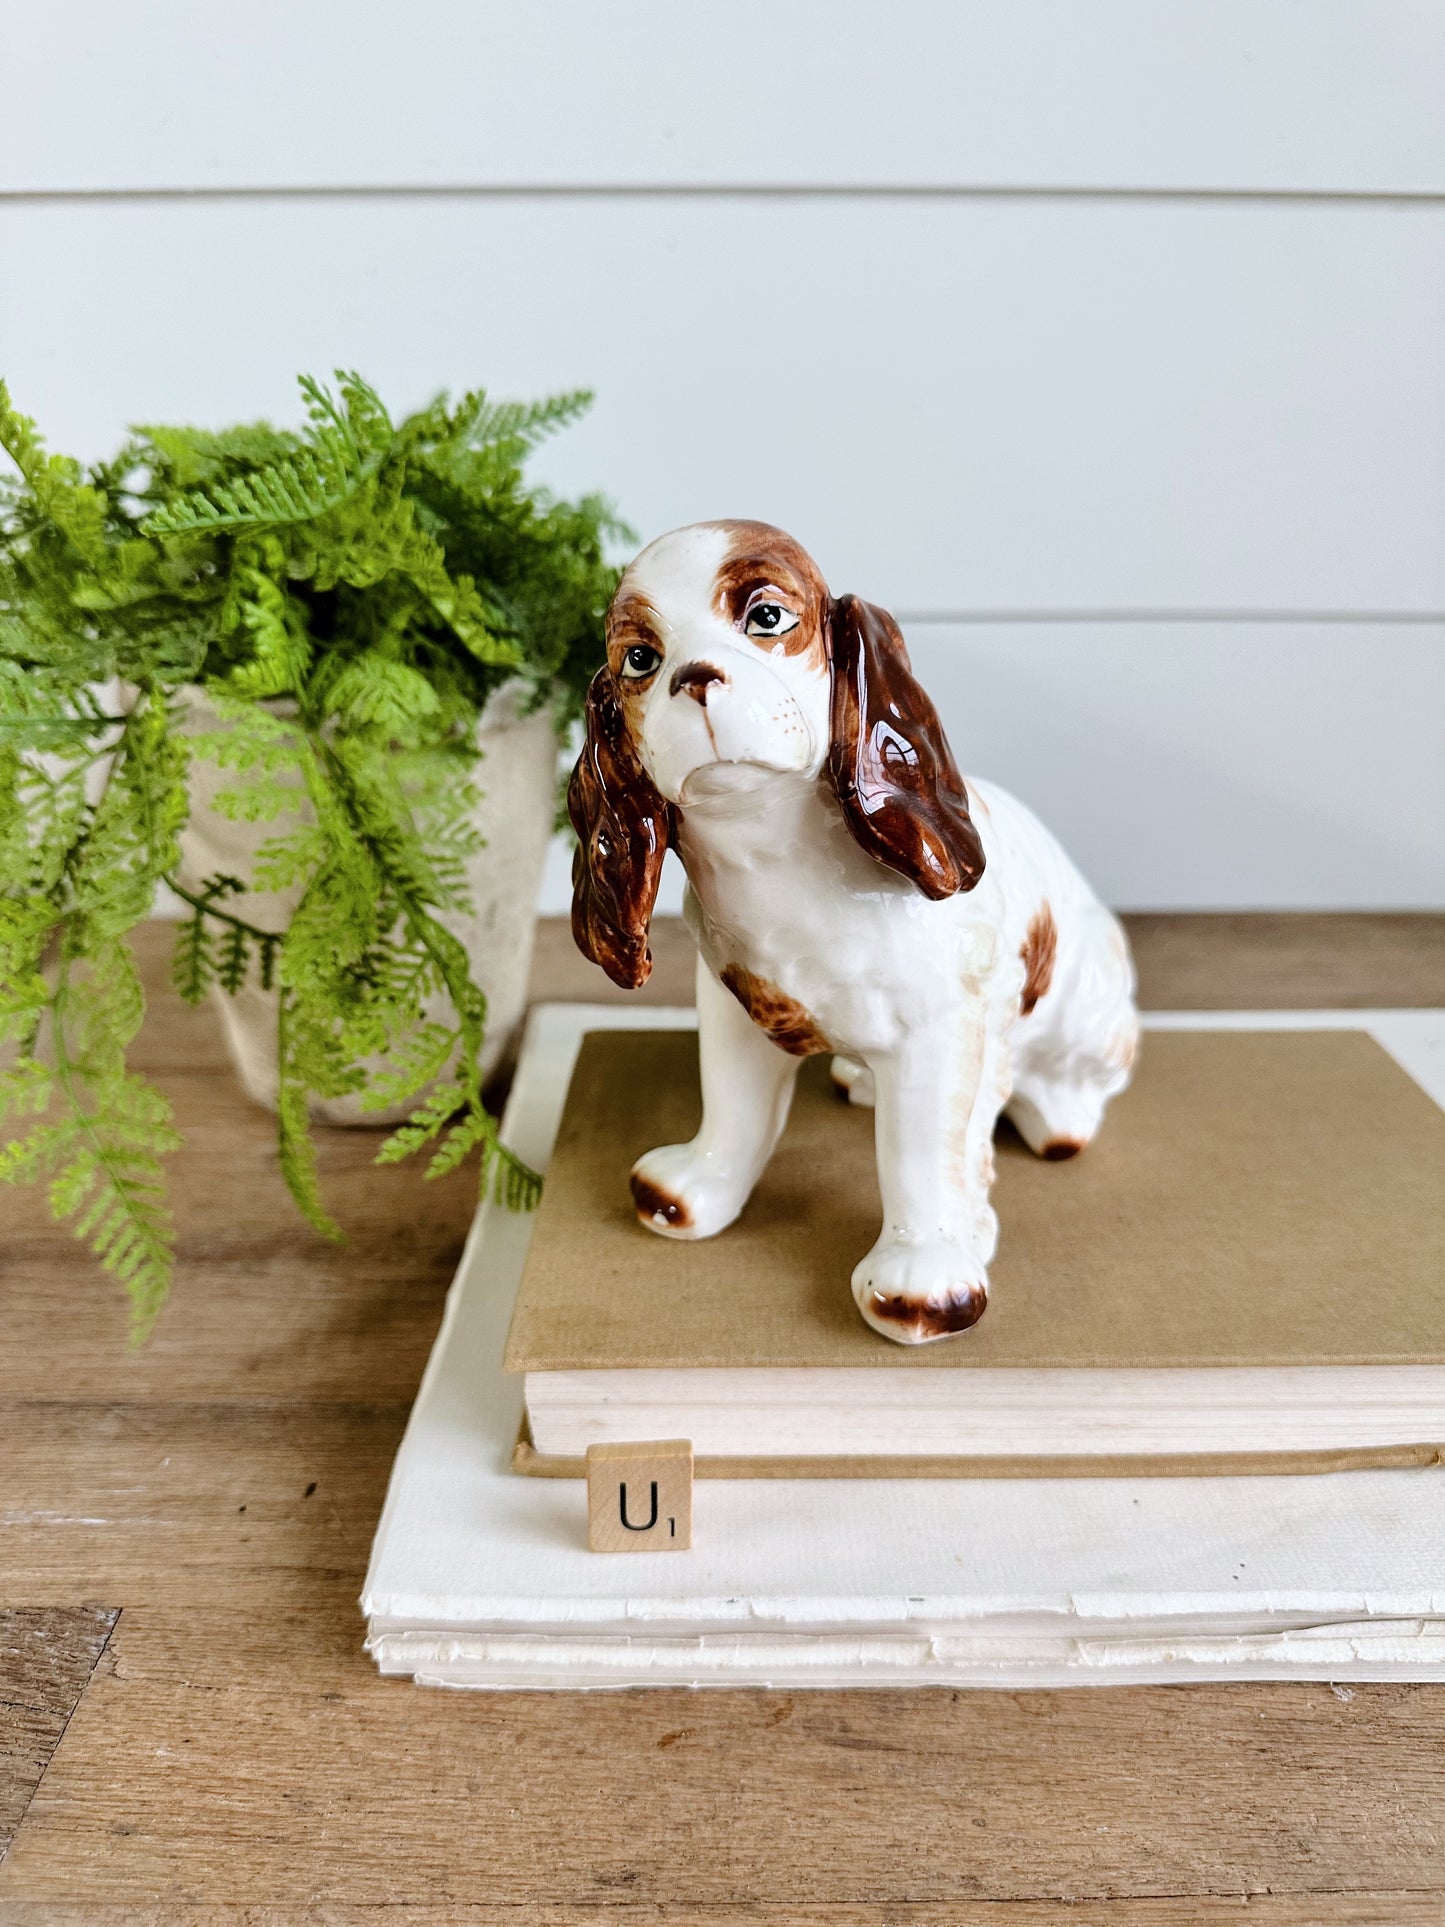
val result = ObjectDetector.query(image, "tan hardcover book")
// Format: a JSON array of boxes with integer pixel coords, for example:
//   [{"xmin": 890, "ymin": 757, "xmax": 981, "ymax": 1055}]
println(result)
[{"xmin": 504, "ymin": 1029, "xmax": 1445, "ymax": 1476}]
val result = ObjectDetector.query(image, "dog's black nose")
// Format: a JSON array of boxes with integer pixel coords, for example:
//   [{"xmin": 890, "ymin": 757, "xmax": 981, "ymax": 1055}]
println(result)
[{"xmin": 670, "ymin": 662, "xmax": 725, "ymax": 706}]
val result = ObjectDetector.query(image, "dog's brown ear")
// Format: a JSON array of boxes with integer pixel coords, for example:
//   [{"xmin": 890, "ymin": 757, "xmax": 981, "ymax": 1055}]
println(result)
[
  {"xmin": 826, "ymin": 594, "xmax": 985, "ymax": 901},
  {"xmin": 567, "ymin": 666, "xmax": 672, "ymax": 988}
]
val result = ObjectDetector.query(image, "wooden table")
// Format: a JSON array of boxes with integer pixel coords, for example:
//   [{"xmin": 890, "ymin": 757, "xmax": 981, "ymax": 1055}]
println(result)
[{"xmin": 3, "ymin": 915, "xmax": 1443, "ymax": 1923}]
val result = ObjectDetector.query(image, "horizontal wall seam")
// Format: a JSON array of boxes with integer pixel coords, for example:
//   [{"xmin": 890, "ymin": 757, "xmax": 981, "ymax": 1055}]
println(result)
[
  {"xmin": 3, "ymin": 183, "xmax": 1444, "ymax": 208},
  {"xmin": 894, "ymin": 611, "xmax": 1445, "ymax": 627}
]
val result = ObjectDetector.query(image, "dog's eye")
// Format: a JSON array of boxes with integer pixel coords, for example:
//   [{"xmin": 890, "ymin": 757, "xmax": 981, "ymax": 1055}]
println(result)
[
  {"xmin": 620, "ymin": 643, "xmax": 662, "ymax": 679},
  {"xmin": 743, "ymin": 602, "xmax": 800, "ymax": 640}
]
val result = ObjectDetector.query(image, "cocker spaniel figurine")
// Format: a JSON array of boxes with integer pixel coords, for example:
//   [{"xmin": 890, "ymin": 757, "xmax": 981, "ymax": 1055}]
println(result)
[{"xmin": 569, "ymin": 521, "xmax": 1139, "ymax": 1345}]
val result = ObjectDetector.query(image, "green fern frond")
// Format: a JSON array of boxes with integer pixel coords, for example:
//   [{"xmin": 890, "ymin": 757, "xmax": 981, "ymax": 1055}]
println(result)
[
  {"xmin": 216, "ymin": 922, "xmax": 250, "ymax": 994},
  {"xmin": 0, "ymin": 1056, "xmax": 53, "ymax": 1119},
  {"xmin": 142, "ymin": 443, "xmax": 369, "ymax": 536},
  {"xmin": 19, "ymin": 948, "xmax": 182, "ymax": 1341},
  {"xmin": 492, "ymin": 1142, "xmax": 543, "ymax": 1212},
  {"xmin": 374, "ymin": 1076, "xmax": 539, "ymax": 1201},
  {"xmin": 300, "ymin": 369, "xmax": 394, "ymax": 461},
  {"xmin": 275, "ymin": 990, "xmax": 343, "ymax": 1242},
  {"xmin": 0, "ymin": 1120, "xmax": 72, "ymax": 1186},
  {"xmin": 249, "ymin": 824, "xmax": 325, "ymax": 890},
  {"xmin": 135, "ymin": 420, "xmax": 297, "ymax": 491},
  {"xmin": 2, "ymin": 369, "xmax": 619, "ymax": 1331},
  {"xmin": 356, "ymin": 1022, "xmax": 453, "ymax": 1113},
  {"xmin": 170, "ymin": 875, "xmax": 275, "ymax": 1004},
  {"xmin": 0, "ymin": 894, "xmax": 60, "ymax": 993},
  {"xmin": 324, "ymin": 657, "xmax": 441, "ymax": 734},
  {"xmin": 225, "ymin": 572, "xmax": 312, "ymax": 700},
  {"xmin": 51, "ymin": 1123, "xmax": 176, "ymax": 1344},
  {"xmin": 462, "ymin": 387, "xmax": 594, "ymax": 455},
  {"xmin": 424, "ymin": 1109, "xmax": 490, "ymax": 1181},
  {"xmin": 374, "ymin": 1079, "xmax": 465, "ymax": 1163},
  {"xmin": 142, "ymin": 373, "xmax": 396, "ymax": 539},
  {"xmin": 0, "ymin": 380, "xmax": 109, "ymax": 564},
  {"xmin": 171, "ymin": 906, "xmax": 215, "ymax": 1004}
]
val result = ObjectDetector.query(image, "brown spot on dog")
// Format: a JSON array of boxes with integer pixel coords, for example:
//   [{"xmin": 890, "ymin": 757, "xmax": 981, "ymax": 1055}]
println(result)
[
  {"xmin": 630, "ymin": 1171, "xmax": 692, "ymax": 1230},
  {"xmin": 1107, "ymin": 1025, "xmax": 1139, "ymax": 1073},
  {"xmin": 865, "ymin": 1286, "xmax": 988, "ymax": 1339},
  {"xmin": 1041, "ymin": 1138, "xmax": 1083, "ymax": 1161},
  {"xmin": 709, "ymin": 520, "xmax": 829, "ymax": 663},
  {"xmin": 604, "ymin": 588, "xmax": 664, "ymax": 677},
  {"xmin": 720, "ymin": 963, "xmax": 831, "ymax": 1056},
  {"xmin": 1019, "ymin": 903, "xmax": 1058, "ymax": 1016}
]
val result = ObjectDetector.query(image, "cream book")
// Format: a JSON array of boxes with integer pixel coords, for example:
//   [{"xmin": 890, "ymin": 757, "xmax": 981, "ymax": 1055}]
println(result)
[{"xmin": 504, "ymin": 1025, "xmax": 1445, "ymax": 1475}]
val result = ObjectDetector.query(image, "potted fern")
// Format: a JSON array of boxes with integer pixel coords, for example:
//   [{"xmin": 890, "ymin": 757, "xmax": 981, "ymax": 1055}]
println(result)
[{"xmin": 0, "ymin": 371, "xmax": 623, "ymax": 1335}]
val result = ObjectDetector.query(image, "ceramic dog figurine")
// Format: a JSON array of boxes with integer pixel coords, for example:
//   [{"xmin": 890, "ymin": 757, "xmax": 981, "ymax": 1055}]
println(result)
[{"xmin": 569, "ymin": 521, "xmax": 1138, "ymax": 1344}]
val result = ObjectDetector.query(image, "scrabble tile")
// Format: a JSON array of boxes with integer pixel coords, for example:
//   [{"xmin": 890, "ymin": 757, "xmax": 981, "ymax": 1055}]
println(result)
[{"xmin": 586, "ymin": 1439, "xmax": 693, "ymax": 1552}]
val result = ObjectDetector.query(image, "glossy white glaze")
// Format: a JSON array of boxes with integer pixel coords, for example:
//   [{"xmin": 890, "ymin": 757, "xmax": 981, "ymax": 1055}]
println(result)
[{"xmin": 597, "ymin": 523, "xmax": 1138, "ymax": 1345}]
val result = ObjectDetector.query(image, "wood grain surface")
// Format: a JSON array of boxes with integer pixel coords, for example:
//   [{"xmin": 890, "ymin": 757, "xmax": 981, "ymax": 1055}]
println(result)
[
  {"xmin": 1, "ymin": 915, "xmax": 1442, "ymax": 1920},
  {"xmin": 531, "ymin": 911, "xmax": 1445, "ymax": 1011},
  {"xmin": 0, "ymin": 1610, "xmax": 117, "ymax": 1860}
]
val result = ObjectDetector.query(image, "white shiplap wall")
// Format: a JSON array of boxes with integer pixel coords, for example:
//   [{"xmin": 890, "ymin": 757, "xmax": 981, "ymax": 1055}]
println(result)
[{"xmin": 4, "ymin": 1, "xmax": 1443, "ymax": 909}]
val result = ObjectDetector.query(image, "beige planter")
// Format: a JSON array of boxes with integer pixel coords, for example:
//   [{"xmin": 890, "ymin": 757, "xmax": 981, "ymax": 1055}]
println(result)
[{"xmin": 175, "ymin": 685, "xmax": 560, "ymax": 1124}]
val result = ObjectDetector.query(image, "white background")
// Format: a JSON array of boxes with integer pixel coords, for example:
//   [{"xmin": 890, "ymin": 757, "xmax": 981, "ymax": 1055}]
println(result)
[{"xmin": 4, "ymin": 1, "xmax": 1443, "ymax": 909}]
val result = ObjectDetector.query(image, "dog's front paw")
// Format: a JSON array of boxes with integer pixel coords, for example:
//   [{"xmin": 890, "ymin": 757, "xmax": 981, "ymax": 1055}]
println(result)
[
  {"xmin": 629, "ymin": 1142, "xmax": 750, "ymax": 1242},
  {"xmin": 851, "ymin": 1235, "xmax": 989, "ymax": 1344}
]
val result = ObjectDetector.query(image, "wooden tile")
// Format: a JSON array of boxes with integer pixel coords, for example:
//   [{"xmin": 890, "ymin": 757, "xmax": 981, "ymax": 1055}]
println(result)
[
  {"xmin": 0, "ymin": 1120, "xmax": 467, "ymax": 1407},
  {"xmin": 1, "ymin": 1901, "xmax": 1444, "ymax": 1927},
  {"xmin": 6, "ymin": 1604, "xmax": 1445, "ymax": 1909},
  {"xmin": 0, "ymin": 1399, "xmax": 406, "ymax": 1604},
  {"xmin": 586, "ymin": 1439, "xmax": 692, "ymax": 1551},
  {"xmin": 0, "ymin": 1607, "xmax": 117, "ymax": 1859},
  {"xmin": 1123, "ymin": 910, "xmax": 1445, "ymax": 1011}
]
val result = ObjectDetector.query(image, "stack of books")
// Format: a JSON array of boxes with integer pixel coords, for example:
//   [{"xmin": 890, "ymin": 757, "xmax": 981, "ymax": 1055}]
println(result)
[{"xmin": 363, "ymin": 1003, "xmax": 1445, "ymax": 1690}]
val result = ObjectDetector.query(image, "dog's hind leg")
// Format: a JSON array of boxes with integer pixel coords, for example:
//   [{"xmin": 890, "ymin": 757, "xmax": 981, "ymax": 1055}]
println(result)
[
  {"xmin": 1005, "ymin": 908, "xmax": 1138, "ymax": 1160},
  {"xmin": 1004, "ymin": 1073, "xmax": 1113, "ymax": 1161}
]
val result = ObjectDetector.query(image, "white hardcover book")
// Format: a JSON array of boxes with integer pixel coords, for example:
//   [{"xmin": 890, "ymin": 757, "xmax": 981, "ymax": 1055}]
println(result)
[{"xmin": 362, "ymin": 1003, "xmax": 1445, "ymax": 1691}]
